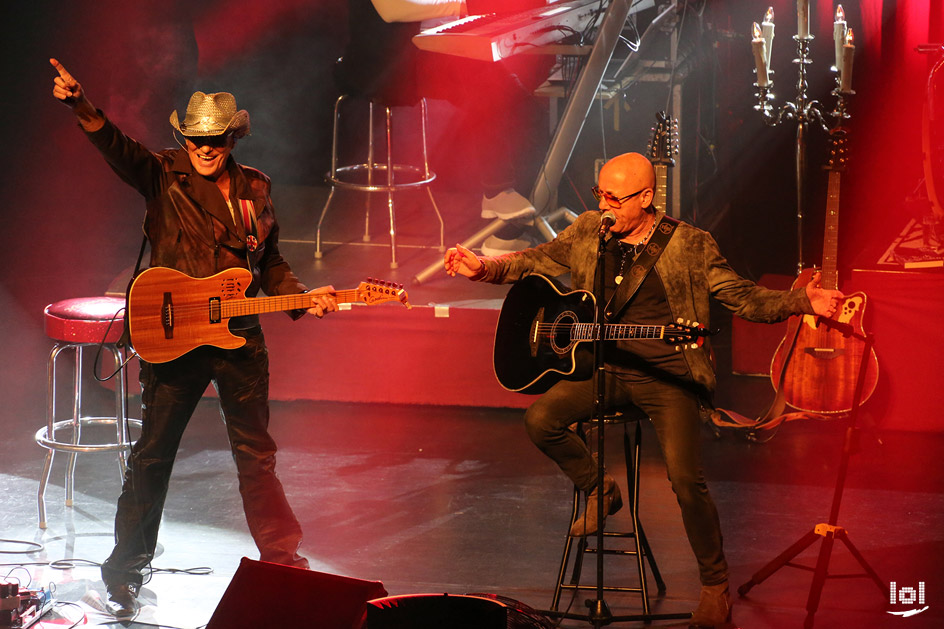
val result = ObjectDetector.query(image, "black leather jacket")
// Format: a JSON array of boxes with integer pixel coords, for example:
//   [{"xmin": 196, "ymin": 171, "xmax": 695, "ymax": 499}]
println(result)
[{"xmin": 86, "ymin": 116, "xmax": 308, "ymax": 326}]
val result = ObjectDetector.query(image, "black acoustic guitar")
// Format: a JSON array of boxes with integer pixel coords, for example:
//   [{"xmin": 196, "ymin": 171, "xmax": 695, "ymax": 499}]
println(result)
[{"xmin": 493, "ymin": 274, "xmax": 710, "ymax": 394}]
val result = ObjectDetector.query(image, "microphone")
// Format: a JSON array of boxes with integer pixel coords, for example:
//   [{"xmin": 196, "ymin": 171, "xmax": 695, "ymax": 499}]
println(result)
[{"xmin": 599, "ymin": 211, "xmax": 616, "ymax": 236}]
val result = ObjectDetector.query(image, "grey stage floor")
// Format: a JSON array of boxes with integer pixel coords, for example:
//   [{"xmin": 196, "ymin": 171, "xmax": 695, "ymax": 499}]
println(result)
[{"xmin": 4, "ymin": 187, "xmax": 944, "ymax": 628}]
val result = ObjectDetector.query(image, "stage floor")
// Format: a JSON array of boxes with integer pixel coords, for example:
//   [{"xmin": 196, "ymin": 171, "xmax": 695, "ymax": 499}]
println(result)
[
  {"xmin": 6, "ymin": 185, "xmax": 942, "ymax": 628},
  {"xmin": 4, "ymin": 398, "xmax": 944, "ymax": 628}
]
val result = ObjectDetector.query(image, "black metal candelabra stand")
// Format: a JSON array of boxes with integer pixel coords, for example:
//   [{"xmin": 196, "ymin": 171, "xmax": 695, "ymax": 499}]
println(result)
[{"xmin": 753, "ymin": 34, "xmax": 855, "ymax": 275}]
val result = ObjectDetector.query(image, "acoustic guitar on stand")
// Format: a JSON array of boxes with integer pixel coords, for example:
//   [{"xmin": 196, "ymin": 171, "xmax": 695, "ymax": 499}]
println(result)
[
  {"xmin": 127, "ymin": 267, "xmax": 411, "ymax": 363},
  {"xmin": 769, "ymin": 128, "xmax": 878, "ymax": 413}
]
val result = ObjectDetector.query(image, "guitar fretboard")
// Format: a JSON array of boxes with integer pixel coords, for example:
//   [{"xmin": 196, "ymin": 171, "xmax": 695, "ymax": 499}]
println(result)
[
  {"xmin": 822, "ymin": 170, "xmax": 841, "ymax": 291},
  {"xmin": 219, "ymin": 289, "xmax": 364, "ymax": 318},
  {"xmin": 540, "ymin": 323, "xmax": 666, "ymax": 342}
]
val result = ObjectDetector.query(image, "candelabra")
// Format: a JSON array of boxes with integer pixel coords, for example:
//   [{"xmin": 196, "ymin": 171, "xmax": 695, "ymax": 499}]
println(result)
[{"xmin": 753, "ymin": 30, "xmax": 855, "ymax": 274}]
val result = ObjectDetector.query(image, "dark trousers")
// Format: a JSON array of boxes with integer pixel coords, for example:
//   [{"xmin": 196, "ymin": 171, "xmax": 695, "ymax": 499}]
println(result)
[
  {"xmin": 101, "ymin": 330, "xmax": 307, "ymax": 587},
  {"xmin": 524, "ymin": 373, "xmax": 728, "ymax": 586}
]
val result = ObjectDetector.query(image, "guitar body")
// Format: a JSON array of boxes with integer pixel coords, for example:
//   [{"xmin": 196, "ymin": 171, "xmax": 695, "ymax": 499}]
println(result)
[
  {"xmin": 769, "ymin": 268, "xmax": 879, "ymax": 413},
  {"xmin": 128, "ymin": 268, "xmax": 410, "ymax": 364},
  {"xmin": 129, "ymin": 267, "xmax": 253, "ymax": 364},
  {"xmin": 493, "ymin": 275, "xmax": 595, "ymax": 394},
  {"xmin": 492, "ymin": 274, "xmax": 707, "ymax": 394}
]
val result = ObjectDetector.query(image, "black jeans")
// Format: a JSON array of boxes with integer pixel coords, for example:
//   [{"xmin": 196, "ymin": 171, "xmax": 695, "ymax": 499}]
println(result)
[
  {"xmin": 524, "ymin": 372, "xmax": 728, "ymax": 586},
  {"xmin": 101, "ymin": 329, "xmax": 308, "ymax": 587}
]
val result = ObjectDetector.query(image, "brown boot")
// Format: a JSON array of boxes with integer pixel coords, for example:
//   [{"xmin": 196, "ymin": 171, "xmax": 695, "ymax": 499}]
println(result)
[
  {"xmin": 688, "ymin": 582, "xmax": 732, "ymax": 628},
  {"xmin": 569, "ymin": 473, "xmax": 623, "ymax": 537}
]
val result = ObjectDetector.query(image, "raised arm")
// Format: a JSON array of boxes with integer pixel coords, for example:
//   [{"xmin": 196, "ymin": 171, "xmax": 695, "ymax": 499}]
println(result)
[{"xmin": 50, "ymin": 58, "xmax": 104, "ymax": 132}]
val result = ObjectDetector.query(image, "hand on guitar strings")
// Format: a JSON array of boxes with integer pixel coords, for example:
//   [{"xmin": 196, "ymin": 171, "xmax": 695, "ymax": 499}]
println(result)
[
  {"xmin": 805, "ymin": 271, "xmax": 844, "ymax": 319},
  {"xmin": 305, "ymin": 286, "xmax": 339, "ymax": 318},
  {"xmin": 443, "ymin": 243, "xmax": 485, "ymax": 278}
]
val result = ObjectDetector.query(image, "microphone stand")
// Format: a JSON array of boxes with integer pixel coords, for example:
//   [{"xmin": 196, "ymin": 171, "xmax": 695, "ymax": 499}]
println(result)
[
  {"xmin": 585, "ymin": 223, "xmax": 612, "ymax": 626},
  {"xmin": 549, "ymin": 222, "xmax": 688, "ymax": 626}
]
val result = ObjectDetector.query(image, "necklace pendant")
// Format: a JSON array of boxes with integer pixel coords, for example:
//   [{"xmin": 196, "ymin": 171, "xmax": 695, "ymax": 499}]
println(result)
[{"xmin": 615, "ymin": 275, "xmax": 623, "ymax": 285}]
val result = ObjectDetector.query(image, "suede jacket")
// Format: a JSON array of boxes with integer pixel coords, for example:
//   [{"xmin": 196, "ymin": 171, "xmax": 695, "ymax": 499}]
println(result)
[
  {"xmin": 476, "ymin": 210, "xmax": 814, "ymax": 396},
  {"xmin": 86, "ymin": 116, "xmax": 308, "ymax": 326}
]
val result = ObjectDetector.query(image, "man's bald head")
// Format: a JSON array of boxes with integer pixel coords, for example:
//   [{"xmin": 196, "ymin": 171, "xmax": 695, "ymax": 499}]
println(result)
[{"xmin": 598, "ymin": 153, "xmax": 656, "ymax": 199}]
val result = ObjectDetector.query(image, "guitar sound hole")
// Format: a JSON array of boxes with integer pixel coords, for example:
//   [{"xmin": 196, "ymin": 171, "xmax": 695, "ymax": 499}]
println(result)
[{"xmin": 550, "ymin": 312, "xmax": 577, "ymax": 355}]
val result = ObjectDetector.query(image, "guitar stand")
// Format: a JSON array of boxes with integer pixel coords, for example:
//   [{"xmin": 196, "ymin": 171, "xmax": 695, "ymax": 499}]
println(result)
[{"xmin": 737, "ymin": 320, "xmax": 886, "ymax": 628}]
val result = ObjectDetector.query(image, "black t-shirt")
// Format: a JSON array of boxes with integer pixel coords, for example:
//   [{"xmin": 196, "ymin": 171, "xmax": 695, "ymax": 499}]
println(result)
[{"xmin": 600, "ymin": 237, "xmax": 692, "ymax": 384}]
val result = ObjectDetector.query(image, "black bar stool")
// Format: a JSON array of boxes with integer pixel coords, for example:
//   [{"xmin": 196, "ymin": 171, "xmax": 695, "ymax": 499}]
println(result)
[{"xmin": 551, "ymin": 406, "xmax": 666, "ymax": 616}]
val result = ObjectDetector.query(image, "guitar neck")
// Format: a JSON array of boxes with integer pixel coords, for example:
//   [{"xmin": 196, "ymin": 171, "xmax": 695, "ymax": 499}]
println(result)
[
  {"xmin": 572, "ymin": 323, "xmax": 667, "ymax": 341},
  {"xmin": 653, "ymin": 165, "xmax": 668, "ymax": 211},
  {"xmin": 822, "ymin": 170, "xmax": 841, "ymax": 291},
  {"xmin": 219, "ymin": 289, "xmax": 361, "ymax": 319}
]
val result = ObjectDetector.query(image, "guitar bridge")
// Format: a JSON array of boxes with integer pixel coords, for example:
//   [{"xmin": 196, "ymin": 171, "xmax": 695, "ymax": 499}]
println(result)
[{"xmin": 161, "ymin": 292, "xmax": 174, "ymax": 339}]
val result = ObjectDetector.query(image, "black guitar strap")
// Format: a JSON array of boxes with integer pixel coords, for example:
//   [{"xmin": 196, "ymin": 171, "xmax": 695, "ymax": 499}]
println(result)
[
  {"xmin": 603, "ymin": 214, "xmax": 679, "ymax": 322},
  {"xmin": 115, "ymin": 232, "xmax": 148, "ymax": 350}
]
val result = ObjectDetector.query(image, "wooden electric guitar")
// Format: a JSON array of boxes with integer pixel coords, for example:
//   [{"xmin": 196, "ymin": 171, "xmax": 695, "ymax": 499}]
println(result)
[
  {"xmin": 647, "ymin": 110, "xmax": 678, "ymax": 212},
  {"xmin": 769, "ymin": 129, "xmax": 879, "ymax": 413},
  {"xmin": 128, "ymin": 267, "xmax": 410, "ymax": 363},
  {"xmin": 493, "ymin": 274, "xmax": 710, "ymax": 394}
]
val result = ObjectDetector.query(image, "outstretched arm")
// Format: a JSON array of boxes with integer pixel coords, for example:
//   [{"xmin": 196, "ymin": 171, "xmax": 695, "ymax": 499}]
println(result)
[
  {"xmin": 50, "ymin": 58, "xmax": 104, "ymax": 132},
  {"xmin": 443, "ymin": 243, "xmax": 485, "ymax": 279}
]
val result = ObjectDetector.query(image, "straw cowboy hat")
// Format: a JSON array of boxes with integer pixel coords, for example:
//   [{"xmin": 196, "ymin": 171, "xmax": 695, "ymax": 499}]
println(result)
[{"xmin": 169, "ymin": 91, "xmax": 250, "ymax": 138}]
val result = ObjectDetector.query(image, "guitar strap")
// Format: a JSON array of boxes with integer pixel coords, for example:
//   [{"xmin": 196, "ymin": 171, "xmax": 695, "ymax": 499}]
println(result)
[
  {"xmin": 115, "ymin": 233, "xmax": 148, "ymax": 350},
  {"xmin": 239, "ymin": 199, "xmax": 259, "ymax": 252},
  {"xmin": 603, "ymin": 214, "xmax": 679, "ymax": 323}
]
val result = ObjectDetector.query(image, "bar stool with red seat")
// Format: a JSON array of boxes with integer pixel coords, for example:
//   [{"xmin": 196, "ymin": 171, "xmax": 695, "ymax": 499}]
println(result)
[{"xmin": 35, "ymin": 296, "xmax": 141, "ymax": 529}]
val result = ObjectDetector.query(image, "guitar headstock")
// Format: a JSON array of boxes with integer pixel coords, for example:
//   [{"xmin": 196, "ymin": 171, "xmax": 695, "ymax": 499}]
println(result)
[
  {"xmin": 663, "ymin": 318, "xmax": 713, "ymax": 350},
  {"xmin": 354, "ymin": 278, "xmax": 412, "ymax": 309},
  {"xmin": 647, "ymin": 110, "xmax": 679, "ymax": 167},
  {"xmin": 825, "ymin": 128, "xmax": 849, "ymax": 172}
]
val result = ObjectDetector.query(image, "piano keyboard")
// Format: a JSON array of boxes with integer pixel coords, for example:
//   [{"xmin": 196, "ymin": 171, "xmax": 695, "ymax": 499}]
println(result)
[{"xmin": 412, "ymin": 0, "xmax": 654, "ymax": 62}]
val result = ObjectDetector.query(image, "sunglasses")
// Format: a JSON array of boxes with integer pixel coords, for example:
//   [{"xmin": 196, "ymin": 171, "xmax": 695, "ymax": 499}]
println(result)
[
  {"xmin": 185, "ymin": 133, "xmax": 233, "ymax": 149},
  {"xmin": 591, "ymin": 185, "xmax": 647, "ymax": 208}
]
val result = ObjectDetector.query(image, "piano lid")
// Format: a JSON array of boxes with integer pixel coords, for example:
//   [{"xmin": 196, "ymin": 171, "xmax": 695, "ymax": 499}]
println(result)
[{"xmin": 412, "ymin": 0, "xmax": 655, "ymax": 63}]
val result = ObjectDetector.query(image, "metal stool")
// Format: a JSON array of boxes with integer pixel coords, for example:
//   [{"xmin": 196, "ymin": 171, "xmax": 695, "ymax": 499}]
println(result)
[
  {"xmin": 315, "ymin": 94, "xmax": 445, "ymax": 269},
  {"xmin": 552, "ymin": 407, "xmax": 667, "ymax": 617},
  {"xmin": 35, "ymin": 296, "xmax": 141, "ymax": 529}
]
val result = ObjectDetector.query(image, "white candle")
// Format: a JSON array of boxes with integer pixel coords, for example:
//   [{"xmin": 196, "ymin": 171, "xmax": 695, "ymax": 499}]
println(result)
[
  {"xmin": 798, "ymin": 0, "xmax": 810, "ymax": 38},
  {"xmin": 833, "ymin": 5, "xmax": 847, "ymax": 72},
  {"xmin": 752, "ymin": 22, "xmax": 769, "ymax": 87},
  {"xmin": 840, "ymin": 28, "xmax": 855, "ymax": 92},
  {"xmin": 762, "ymin": 7, "xmax": 775, "ymax": 72}
]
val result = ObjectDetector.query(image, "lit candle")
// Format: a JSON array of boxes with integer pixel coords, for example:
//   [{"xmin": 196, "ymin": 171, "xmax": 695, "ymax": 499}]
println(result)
[
  {"xmin": 797, "ymin": 0, "xmax": 810, "ymax": 39},
  {"xmin": 762, "ymin": 7, "xmax": 775, "ymax": 72},
  {"xmin": 840, "ymin": 28, "xmax": 855, "ymax": 92},
  {"xmin": 752, "ymin": 22, "xmax": 769, "ymax": 87},
  {"xmin": 833, "ymin": 5, "xmax": 847, "ymax": 72}
]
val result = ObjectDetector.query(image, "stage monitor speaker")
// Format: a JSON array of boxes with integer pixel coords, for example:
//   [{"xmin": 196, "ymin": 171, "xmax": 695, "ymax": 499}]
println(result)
[
  {"xmin": 206, "ymin": 557, "xmax": 387, "ymax": 629},
  {"xmin": 366, "ymin": 594, "xmax": 506, "ymax": 629}
]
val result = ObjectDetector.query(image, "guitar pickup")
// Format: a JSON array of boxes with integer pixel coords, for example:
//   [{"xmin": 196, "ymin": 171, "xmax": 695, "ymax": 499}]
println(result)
[
  {"xmin": 209, "ymin": 297, "xmax": 222, "ymax": 324},
  {"xmin": 161, "ymin": 292, "xmax": 174, "ymax": 339}
]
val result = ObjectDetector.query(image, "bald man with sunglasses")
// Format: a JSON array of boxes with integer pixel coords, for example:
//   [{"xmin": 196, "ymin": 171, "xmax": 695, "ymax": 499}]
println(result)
[{"xmin": 445, "ymin": 152, "xmax": 842, "ymax": 628}]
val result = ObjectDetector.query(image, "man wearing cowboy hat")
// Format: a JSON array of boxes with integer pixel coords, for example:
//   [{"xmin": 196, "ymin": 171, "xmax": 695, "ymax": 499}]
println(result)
[{"xmin": 50, "ymin": 58, "xmax": 337, "ymax": 619}]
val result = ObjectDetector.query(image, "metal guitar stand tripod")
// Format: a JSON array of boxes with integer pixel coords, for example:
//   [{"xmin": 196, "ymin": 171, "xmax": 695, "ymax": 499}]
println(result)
[{"xmin": 737, "ymin": 318, "xmax": 885, "ymax": 628}]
